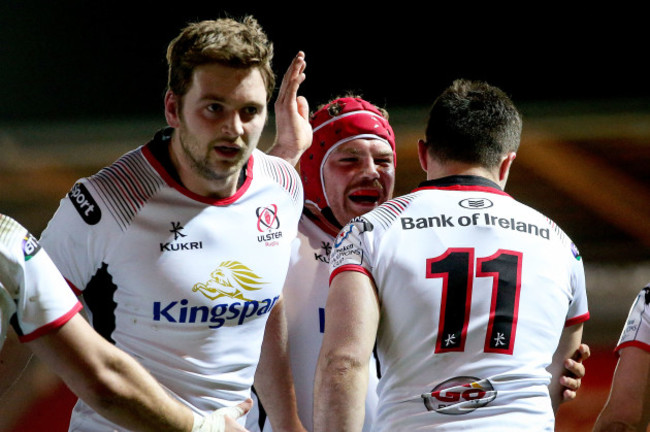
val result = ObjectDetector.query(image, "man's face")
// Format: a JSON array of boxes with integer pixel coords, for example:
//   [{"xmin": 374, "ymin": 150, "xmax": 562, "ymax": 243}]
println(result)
[
  {"xmin": 322, "ymin": 138, "xmax": 395, "ymax": 226},
  {"xmin": 166, "ymin": 63, "xmax": 267, "ymax": 197}
]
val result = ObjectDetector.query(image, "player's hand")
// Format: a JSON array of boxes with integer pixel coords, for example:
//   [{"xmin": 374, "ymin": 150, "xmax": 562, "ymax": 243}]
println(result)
[
  {"xmin": 269, "ymin": 51, "xmax": 310, "ymax": 166},
  {"xmin": 192, "ymin": 398, "xmax": 253, "ymax": 432},
  {"xmin": 560, "ymin": 342, "xmax": 591, "ymax": 401}
]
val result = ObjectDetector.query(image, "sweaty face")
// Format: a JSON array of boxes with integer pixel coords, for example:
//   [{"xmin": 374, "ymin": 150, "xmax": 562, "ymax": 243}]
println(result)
[
  {"xmin": 322, "ymin": 138, "xmax": 395, "ymax": 226},
  {"xmin": 166, "ymin": 63, "xmax": 268, "ymax": 197}
]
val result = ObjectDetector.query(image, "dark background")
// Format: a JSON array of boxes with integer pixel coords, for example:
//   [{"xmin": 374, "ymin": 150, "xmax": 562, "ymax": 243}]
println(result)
[{"xmin": 1, "ymin": 2, "xmax": 648, "ymax": 122}]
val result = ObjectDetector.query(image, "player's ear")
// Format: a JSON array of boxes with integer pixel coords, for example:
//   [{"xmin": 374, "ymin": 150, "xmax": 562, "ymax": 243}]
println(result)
[
  {"xmin": 164, "ymin": 90, "xmax": 181, "ymax": 128},
  {"xmin": 498, "ymin": 152, "xmax": 517, "ymax": 184},
  {"xmin": 417, "ymin": 139, "xmax": 429, "ymax": 173}
]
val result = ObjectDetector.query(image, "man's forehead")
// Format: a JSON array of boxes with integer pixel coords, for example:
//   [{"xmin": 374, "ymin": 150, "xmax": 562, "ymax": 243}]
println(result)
[
  {"xmin": 333, "ymin": 138, "xmax": 394, "ymax": 155},
  {"xmin": 190, "ymin": 64, "xmax": 267, "ymax": 103}
]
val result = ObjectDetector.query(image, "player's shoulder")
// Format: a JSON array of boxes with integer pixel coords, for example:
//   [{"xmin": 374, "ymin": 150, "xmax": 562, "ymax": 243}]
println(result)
[
  {"xmin": 86, "ymin": 145, "xmax": 163, "ymax": 192},
  {"xmin": 513, "ymin": 199, "xmax": 583, "ymax": 259},
  {"xmin": 332, "ymin": 192, "xmax": 420, "ymax": 247},
  {"xmin": 0, "ymin": 213, "xmax": 28, "ymax": 254},
  {"xmin": 62, "ymin": 146, "xmax": 165, "ymax": 231},
  {"xmin": 0, "ymin": 214, "xmax": 26, "ymax": 240},
  {"xmin": 0, "ymin": 214, "xmax": 42, "ymax": 277},
  {"xmin": 361, "ymin": 192, "xmax": 420, "ymax": 230},
  {"xmin": 252, "ymin": 149, "xmax": 303, "ymax": 204}
]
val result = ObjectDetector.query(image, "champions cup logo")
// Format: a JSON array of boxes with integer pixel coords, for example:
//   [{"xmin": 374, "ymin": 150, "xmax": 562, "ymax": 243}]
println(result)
[
  {"xmin": 335, "ymin": 224, "xmax": 354, "ymax": 248},
  {"xmin": 193, "ymin": 261, "xmax": 267, "ymax": 302},
  {"xmin": 334, "ymin": 217, "xmax": 372, "ymax": 248}
]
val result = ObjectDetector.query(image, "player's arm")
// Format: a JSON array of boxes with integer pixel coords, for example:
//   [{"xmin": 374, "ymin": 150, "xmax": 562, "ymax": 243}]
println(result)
[
  {"xmin": 558, "ymin": 342, "xmax": 590, "ymax": 402},
  {"xmin": 0, "ymin": 327, "xmax": 33, "ymax": 399},
  {"xmin": 27, "ymin": 313, "xmax": 250, "ymax": 432},
  {"xmin": 314, "ymin": 270, "xmax": 380, "ymax": 432},
  {"xmin": 593, "ymin": 346, "xmax": 650, "ymax": 432},
  {"xmin": 254, "ymin": 295, "xmax": 306, "ymax": 432},
  {"xmin": 547, "ymin": 322, "xmax": 584, "ymax": 412},
  {"xmin": 266, "ymin": 51, "xmax": 311, "ymax": 166}
]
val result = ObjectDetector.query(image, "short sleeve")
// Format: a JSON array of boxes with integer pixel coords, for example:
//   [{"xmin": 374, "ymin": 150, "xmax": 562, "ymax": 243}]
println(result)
[
  {"xmin": 329, "ymin": 217, "xmax": 375, "ymax": 285},
  {"xmin": 616, "ymin": 285, "xmax": 650, "ymax": 353},
  {"xmin": 0, "ymin": 214, "xmax": 81, "ymax": 342}
]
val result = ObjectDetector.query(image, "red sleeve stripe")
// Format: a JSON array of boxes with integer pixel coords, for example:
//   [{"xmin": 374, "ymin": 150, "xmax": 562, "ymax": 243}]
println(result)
[
  {"xmin": 19, "ymin": 301, "xmax": 83, "ymax": 343},
  {"xmin": 565, "ymin": 311, "xmax": 590, "ymax": 327},
  {"xmin": 329, "ymin": 264, "xmax": 372, "ymax": 285},
  {"xmin": 615, "ymin": 340, "xmax": 650, "ymax": 354}
]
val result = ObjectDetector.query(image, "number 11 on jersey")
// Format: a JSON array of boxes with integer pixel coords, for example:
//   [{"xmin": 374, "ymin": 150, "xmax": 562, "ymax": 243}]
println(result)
[{"xmin": 427, "ymin": 248, "xmax": 522, "ymax": 355}]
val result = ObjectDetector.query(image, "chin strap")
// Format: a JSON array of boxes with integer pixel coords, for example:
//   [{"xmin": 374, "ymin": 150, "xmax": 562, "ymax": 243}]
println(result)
[{"xmin": 303, "ymin": 203, "xmax": 342, "ymax": 238}]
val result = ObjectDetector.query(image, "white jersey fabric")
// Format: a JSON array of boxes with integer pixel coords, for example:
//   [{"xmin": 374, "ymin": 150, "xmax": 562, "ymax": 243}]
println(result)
[
  {"xmin": 616, "ymin": 283, "xmax": 650, "ymax": 353},
  {"xmin": 0, "ymin": 214, "xmax": 81, "ymax": 348},
  {"xmin": 40, "ymin": 129, "xmax": 303, "ymax": 432},
  {"xmin": 249, "ymin": 211, "xmax": 379, "ymax": 431},
  {"xmin": 329, "ymin": 175, "xmax": 589, "ymax": 431}
]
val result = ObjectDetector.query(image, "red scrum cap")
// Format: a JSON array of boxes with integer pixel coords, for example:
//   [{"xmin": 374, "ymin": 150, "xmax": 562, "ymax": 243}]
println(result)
[{"xmin": 300, "ymin": 97, "xmax": 397, "ymax": 210}]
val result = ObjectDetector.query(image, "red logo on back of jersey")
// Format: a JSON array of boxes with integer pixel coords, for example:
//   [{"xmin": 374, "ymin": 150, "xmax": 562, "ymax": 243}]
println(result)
[{"xmin": 422, "ymin": 376, "xmax": 497, "ymax": 414}]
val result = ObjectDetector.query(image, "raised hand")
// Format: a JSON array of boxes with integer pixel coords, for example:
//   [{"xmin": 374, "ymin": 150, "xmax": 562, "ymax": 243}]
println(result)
[{"xmin": 268, "ymin": 51, "xmax": 311, "ymax": 166}]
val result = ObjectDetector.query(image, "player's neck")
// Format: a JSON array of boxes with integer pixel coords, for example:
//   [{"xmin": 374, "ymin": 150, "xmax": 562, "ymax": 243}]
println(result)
[
  {"xmin": 427, "ymin": 161, "xmax": 499, "ymax": 185},
  {"xmin": 168, "ymin": 138, "xmax": 245, "ymax": 199}
]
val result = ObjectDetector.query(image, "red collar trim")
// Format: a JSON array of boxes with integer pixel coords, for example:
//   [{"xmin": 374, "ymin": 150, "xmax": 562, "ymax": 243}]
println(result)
[
  {"xmin": 142, "ymin": 143, "xmax": 254, "ymax": 206},
  {"xmin": 413, "ymin": 184, "xmax": 511, "ymax": 197}
]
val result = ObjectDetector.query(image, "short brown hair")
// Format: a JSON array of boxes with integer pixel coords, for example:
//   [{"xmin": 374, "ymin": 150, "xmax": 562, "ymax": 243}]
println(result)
[
  {"xmin": 166, "ymin": 16, "xmax": 275, "ymax": 101},
  {"xmin": 424, "ymin": 79, "xmax": 522, "ymax": 169}
]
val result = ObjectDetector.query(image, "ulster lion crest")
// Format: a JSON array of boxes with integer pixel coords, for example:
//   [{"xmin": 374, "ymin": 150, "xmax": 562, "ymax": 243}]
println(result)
[{"xmin": 193, "ymin": 261, "xmax": 267, "ymax": 301}]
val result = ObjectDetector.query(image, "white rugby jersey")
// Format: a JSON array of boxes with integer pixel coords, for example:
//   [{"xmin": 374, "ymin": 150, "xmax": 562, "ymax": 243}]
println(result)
[
  {"xmin": 250, "ymin": 211, "xmax": 379, "ymax": 432},
  {"xmin": 0, "ymin": 214, "xmax": 81, "ymax": 347},
  {"xmin": 616, "ymin": 284, "xmax": 650, "ymax": 353},
  {"xmin": 40, "ymin": 129, "xmax": 303, "ymax": 431},
  {"xmin": 329, "ymin": 176, "xmax": 589, "ymax": 431}
]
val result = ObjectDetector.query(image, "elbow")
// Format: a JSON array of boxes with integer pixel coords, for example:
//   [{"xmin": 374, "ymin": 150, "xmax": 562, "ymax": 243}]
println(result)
[
  {"xmin": 594, "ymin": 405, "xmax": 649, "ymax": 432},
  {"xmin": 321, "ymin": 352, "xmax": 366, "ymax": 379},
  {"xmin": 594, "ymin": 420, "xmax": 642, "ymax": 432}
]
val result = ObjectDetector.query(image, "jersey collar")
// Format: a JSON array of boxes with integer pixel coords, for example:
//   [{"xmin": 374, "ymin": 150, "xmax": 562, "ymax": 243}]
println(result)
[
  {"xmin": 413, "ymin": 175, "xmax": 511, "ymax": 197},
  {"xmin": 143, "ymin": 128, "xmax": 254, "ymax": 205}
]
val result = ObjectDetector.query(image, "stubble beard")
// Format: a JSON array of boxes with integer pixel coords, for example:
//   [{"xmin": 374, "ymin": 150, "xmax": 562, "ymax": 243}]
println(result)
[{"xmin": 177, "ymin": 126, "xmax": 240, "ymax": 183}]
